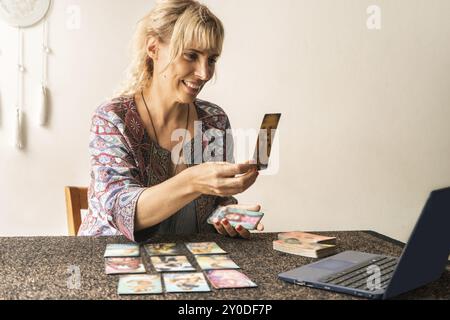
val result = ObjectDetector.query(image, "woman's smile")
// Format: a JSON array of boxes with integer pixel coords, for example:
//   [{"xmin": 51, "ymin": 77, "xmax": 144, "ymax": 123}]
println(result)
[{"xmin": 181, "ymin": 79, "xmax": 203, "ymax": 95}]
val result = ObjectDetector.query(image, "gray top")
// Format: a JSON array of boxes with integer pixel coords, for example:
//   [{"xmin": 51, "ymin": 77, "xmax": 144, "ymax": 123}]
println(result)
[
  {"xmin": 134, "ymin": 200, "xmax": 200, "ymax": 242},
  {"xmin": 154, "ymin": 200, "xmax": 198, "ymax": 235}
]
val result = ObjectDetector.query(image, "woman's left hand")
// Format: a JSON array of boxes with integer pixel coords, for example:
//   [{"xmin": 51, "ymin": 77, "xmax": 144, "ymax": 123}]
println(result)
[{"xmin": 212, "ymin": 204, "xmax": 264, "ymax": 239}]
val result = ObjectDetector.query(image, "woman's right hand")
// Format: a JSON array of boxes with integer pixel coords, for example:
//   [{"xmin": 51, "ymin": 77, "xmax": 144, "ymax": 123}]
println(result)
[{"xmin": 187, "ymin": 162, "xmax": 259, "ymax": 197}]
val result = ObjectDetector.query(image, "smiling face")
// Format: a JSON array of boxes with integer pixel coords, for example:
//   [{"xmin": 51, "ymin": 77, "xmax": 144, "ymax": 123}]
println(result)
[
  {"xmin": 150, "ymin": 40, "xmax": 219, "ymax": 104},
  {"xmin": 119, "ymin": 2, "xmax": 225, "ymax": 97}
]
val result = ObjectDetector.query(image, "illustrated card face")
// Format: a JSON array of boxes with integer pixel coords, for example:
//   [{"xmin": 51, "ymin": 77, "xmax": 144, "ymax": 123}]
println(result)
[
  {"xmin": 117, "ymin": 274, "xmax": 162, "ymax": 295},
  {"xmin": 195, "ymin": 255, "xmax": 240, "ymax": 270},
  {"xmin": 185, "ymin": 242, "xmax": 227, "ymax": 255},
  {"xmin": 252, "ymin": 113, "xmax": 281, "ymax": 170},
  {"xmin": 144, "ymin": 243, "xmax": 183, "ymax": 256},
  {"xmin": 207, "ymin": 207, "xmax": 264, "ymax": 230},
  {"xmin": 163, "ymin": 272, "xmax": 211, "ymax": 293},
  {"xmin": 205, "ymin": 270, "xmax": 258, "ymax": 289},
  {"xmin": 150, "ymin": 256, "xmax": 195, "ymax": 272},
  {"xmin": 104, "ymin": 244, "xmax": 140, "ymax": 258},
  {"xmin": 105, "ymin": 257, "xmax": 146, "ymax": 275}
]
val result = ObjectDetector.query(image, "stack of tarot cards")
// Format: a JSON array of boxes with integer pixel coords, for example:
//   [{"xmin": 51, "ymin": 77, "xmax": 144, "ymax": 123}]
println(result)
[
  {"xmin": 273, "ymin": 231, "xmax": 337, "ymax": 258},
  {"xmin": 104, "ymin": 242, "xmax": 257, "ymax": 295}
]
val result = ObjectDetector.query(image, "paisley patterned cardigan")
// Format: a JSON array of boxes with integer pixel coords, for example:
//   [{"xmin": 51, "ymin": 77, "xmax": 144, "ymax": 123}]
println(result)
[{"xmin": 78, "ymin": 96, "xmax": 237, "ymax": 243}]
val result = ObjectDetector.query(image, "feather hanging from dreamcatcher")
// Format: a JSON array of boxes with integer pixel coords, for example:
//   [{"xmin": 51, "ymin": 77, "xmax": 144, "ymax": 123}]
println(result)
[
  {"xmin": 14, "ymin": 28, "xmax": 24, "ymax": 149},
  {"xmin": 14, "ymin": 108, "xmax": 23, "ymax": 150},
  {"xmin": 39, "ymin": 84, "xmax": 48, "ymax": 126},
  {"xmin": 39, "ymin": 20, "xmax": 50, "ymax": 126}
]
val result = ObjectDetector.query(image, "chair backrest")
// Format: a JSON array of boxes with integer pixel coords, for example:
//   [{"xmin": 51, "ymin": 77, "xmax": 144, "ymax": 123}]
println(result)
[{"xmin": 64, "ymin": 186, "xmax": 88, "ymax": 236}]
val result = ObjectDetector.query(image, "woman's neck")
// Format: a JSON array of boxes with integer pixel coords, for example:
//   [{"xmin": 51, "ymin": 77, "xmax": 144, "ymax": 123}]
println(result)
[{"xmin": 142, "ymin": 82, "xmax": 186, "ymax": 125}]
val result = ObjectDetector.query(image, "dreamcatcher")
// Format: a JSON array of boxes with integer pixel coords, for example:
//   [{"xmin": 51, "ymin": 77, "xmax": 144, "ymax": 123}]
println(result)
[{"xmin": 0, "ymin": 0, "xmax": 52, "ymax": 149}]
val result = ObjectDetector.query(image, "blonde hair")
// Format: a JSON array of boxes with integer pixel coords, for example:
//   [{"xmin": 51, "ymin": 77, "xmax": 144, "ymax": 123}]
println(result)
[{"xmin": 117, "ymin": 0, "xmax": 225, "ymax": 96}]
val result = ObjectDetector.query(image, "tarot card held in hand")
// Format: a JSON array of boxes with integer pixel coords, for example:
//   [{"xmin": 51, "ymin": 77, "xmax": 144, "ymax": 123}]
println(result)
[
  {"xmin": 150, "ymin": 256, "xmax": 195, "ymax": 272},
  {"xmin": 163, "ymin": 272, "xmax": 211, "ymax": 293},
  {"xmin": 117, "ymin": 274, "xmax": 162, "ymax": 295},
  {"xmin": 195, "ymin": 255, "xmax": 240, "ymax": 270},
  {"xmin": 144, "ymin": 243, "xmax": 183, "ymax": 256},
  {"xmin": 104, "ymin": 243, "xmax": 140, "ymax": 258},
  {"xmin": 185, "ymin": 242, "xmax": 227, "ymax": 255},
  {"xmin": 105, "ymin": 257, "xmax": 146, "ymax": 275},
  {"xmin": 252, "ymin": 113, "xmax": 282, "ymax": 170},
  {"xmin": 205, "ymin": 270, "xmax": 258, "ymax": 289},
  {"xmin": 207, "ymin": 207, "xmax": 264, "ymax": 230}
]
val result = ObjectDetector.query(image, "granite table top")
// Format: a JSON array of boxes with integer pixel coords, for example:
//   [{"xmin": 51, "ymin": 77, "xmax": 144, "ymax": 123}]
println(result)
[{"xmin": 0, "ymin": 231, "xmax": 448, "ymax": 300}]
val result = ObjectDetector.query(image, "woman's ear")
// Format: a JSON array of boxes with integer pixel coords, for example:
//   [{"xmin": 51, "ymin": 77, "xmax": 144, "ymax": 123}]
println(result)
[{"xmin": 146, "ymin": 37, "xmax": 159, "ymax": 61}]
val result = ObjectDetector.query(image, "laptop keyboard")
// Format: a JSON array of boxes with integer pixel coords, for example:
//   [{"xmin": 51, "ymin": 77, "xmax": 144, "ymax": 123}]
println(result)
[{"xmin": 320, "ymin": 256, "xmax": 398, "ymax": 291}]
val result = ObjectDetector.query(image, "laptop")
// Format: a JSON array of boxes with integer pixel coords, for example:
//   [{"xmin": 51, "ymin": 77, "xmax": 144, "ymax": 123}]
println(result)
[{"xmin": 278, "ymin": 187, "xmax": 450, "ymax": 299}]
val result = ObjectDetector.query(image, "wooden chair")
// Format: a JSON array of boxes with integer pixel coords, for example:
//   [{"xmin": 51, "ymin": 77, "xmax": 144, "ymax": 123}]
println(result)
[{"xmin": 64, "ymin": 186, "xmax": 88, "ymax": 236}]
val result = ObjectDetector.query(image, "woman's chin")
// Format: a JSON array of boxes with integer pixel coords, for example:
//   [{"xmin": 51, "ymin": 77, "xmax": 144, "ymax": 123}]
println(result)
[{"xmin": 178, "ymin": 93, "xmax": 197, "ymax": 104}]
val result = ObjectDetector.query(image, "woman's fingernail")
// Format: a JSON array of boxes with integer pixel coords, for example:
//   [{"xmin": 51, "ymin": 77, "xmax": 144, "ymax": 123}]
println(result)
[
  {"xmin": 236, "ymin": 225, "xmax": 242, "ymax": 231},
  {"xmin": 222, "ymin": 219, "xmax": 229, "ymax": 226}
]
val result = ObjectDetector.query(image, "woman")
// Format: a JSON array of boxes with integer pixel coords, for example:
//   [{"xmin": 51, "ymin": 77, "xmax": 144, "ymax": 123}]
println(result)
[{"xmin": 78, "ymin": 0, "xmax": 263, "ymax": 242}]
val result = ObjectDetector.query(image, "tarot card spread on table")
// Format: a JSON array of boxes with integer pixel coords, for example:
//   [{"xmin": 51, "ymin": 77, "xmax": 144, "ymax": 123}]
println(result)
[
  {"xmin": 163, "ymin": 273, "xmax": 211, "ymax": 293},
  {"xmin": 195, "ymin": 255, "xmax": 240, "ymax": 270},
  {"xmin": 105, "ymin": 257, "xmax": 146, "ymax": 275},
  {"xmin": 205, "ymin": 270, "xmax": 257, "ymax": 289},
  {"xmin": 117, "ymin": 274, "xmax": 162, "ymax": 295},
  {"xmin": 104, "ymin": 244, "xmax": 140, "ymax": 258},
  {"xmin": 150, "ymin": 256, "xmax": 195, "ymax": 272},
  {"xmin": 144, "ymin": 243, "xmax": 183, "ymax": 256},
  {"xmin": 185, "ymin": 242, "xmax": 227, "ymax": 255}
]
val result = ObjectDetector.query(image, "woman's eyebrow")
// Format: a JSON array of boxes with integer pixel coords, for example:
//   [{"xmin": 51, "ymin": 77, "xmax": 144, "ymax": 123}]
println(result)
[{"xmin": 186, "ymin": 48, "xmax": 219, "ymax": 58}]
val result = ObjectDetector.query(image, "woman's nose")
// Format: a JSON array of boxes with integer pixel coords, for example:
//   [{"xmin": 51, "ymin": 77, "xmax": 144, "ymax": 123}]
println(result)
[{"xmin": 195, "ymin": 61, "xmax": 212, "ymax": 81}]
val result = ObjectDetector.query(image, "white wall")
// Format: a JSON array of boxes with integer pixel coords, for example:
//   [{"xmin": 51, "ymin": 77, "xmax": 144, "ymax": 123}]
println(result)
[{"xmin": 0, "ymin": 0, "xmax": 449, "ymax": 242}]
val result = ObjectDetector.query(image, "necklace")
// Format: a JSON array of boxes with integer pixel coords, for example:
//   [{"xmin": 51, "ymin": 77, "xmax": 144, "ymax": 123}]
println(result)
[{"xmin": 141, "ymin": 90, "xmax": 190, "ymax": 176}]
